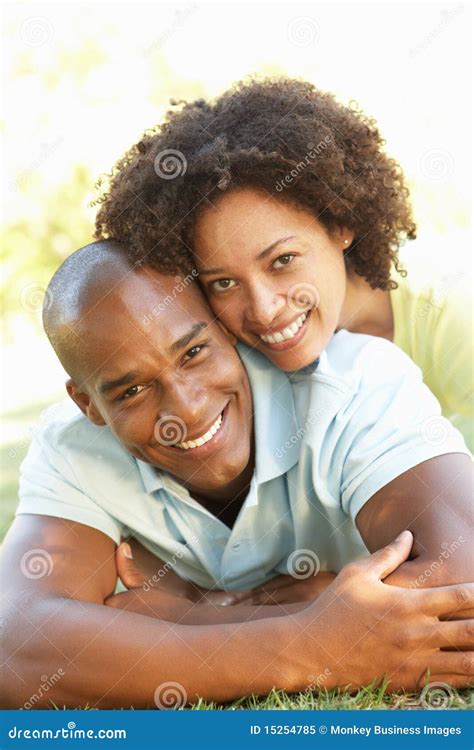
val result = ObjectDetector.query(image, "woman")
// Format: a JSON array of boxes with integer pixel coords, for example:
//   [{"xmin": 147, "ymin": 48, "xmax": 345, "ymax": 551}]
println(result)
[{"xmin": 95, "ymin": 78, "xmax": 473, "ymax": 450}]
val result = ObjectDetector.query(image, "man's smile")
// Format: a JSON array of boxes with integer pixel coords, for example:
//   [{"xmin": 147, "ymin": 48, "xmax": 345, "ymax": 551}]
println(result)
[{"xmin": 177, "ymin": 404, "xmax": 227, "ymax": 452}]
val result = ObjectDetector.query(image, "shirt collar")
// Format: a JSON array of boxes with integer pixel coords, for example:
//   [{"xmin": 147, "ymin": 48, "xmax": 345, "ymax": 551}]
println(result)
[
  {"xmin": 237, "ymin": 343, "xmax": 300, "ymax": 484},
  {"xmin": 136, "ymin": 459, "xmax": 166, "ymax": 494},
  {"xmin": 135, "ymin": 344, "xmax": 300, "ymax": 495}
]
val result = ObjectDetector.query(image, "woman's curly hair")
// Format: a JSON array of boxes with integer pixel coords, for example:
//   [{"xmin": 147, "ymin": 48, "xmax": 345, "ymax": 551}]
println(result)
[{"xmin": 95, "ymin": 77, "xmax": 416, "ymax": 288}]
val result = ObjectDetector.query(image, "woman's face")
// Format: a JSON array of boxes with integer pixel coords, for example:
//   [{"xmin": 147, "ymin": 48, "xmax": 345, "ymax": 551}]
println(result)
[{"xmin": 194, "ymin": 188, "xmax": 354, "ymax": 371}]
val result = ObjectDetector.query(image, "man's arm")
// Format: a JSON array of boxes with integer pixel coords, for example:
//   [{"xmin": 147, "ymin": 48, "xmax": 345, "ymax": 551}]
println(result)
[
  {"xmin": 2, "ymin": 516, "xmax": 473, "ymax": 708},
  {"xmin": 356, "ymin": 453, "xmax": 474, "ymax": 594},
  {"xmin": 0, "ymin": 515, "xmax": 303, "ymax": 708},
  {"xmin": 106, "ymin": 542, "xmax": 307, "ymax": 622}
]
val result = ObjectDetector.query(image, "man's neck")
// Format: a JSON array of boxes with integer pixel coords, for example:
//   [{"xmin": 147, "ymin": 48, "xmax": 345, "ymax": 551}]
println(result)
[{"xmin": 188, "ymin": 447, "xmax": 255, "ymax": 529}]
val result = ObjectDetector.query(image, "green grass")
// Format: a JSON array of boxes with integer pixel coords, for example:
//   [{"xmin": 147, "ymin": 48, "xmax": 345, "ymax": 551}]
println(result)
[
  {"xmin": 47, "ymin": 685, "xmax": 474, "ymax": 710},
  {"xmin": 2, "ymin": 399, "xmax": 473, "ymax": 711}
]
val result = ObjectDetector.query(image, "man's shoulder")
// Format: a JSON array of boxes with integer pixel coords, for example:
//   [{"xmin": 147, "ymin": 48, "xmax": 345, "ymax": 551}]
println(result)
[{"xmin": 28, "ymin": 399, "xmax": 127, "ymax": 466}]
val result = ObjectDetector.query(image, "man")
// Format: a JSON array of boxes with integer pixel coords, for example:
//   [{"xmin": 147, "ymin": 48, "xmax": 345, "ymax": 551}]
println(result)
[{"xmin": 1, "ymin": 240, "xmax": 473, "ymax": 709}]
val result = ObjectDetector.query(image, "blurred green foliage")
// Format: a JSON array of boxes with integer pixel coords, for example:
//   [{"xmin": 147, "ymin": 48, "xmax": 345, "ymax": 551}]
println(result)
[{"xmin": 2, "ymin": 166, "xmax": 94, "ymax": 324}]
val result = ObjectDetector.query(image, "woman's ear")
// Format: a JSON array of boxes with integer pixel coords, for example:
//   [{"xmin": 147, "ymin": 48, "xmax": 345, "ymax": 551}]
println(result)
[
  {"xmin": 338, "ymin": 226, "xmax": 355, "ymax": 250},
  {"xmin": 215, "ymin": 320, "xmax": 237, "ymax": 346},
  {"xmin": 66, "ymin": 379, "xmax": 106, "ymax": 426}
]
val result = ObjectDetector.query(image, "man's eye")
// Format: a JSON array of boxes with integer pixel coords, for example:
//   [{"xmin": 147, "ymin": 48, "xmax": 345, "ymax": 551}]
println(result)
[
  {"xmin": 120, "ymin": 385, "xmax": 145, "ymax": 400},
  {"xmin": 184, "ymin": 344, "xmax": 206, "ymax": 361},
  {"xmin": 210, "ymin": 278, "xmax": 237, "ymax": 292},
  {"xmin": 272, "ymin": 254, "xmax": 295, "ymax": 269}
]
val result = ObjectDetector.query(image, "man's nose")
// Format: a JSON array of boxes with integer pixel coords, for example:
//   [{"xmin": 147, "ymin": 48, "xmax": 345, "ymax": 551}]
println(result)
[
  {"xmin": 157, "ymin": 379, "xmax": 208, "ymax": 439},
  {"xmin": 244, "ymin": 283, "xmax": 286, "ymax": 328}
]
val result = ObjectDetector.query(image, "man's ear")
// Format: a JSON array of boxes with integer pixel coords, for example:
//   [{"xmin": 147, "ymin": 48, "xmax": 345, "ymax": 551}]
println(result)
[
  {"xmin": 215, "ymin": 320, "xmax": 237, "ymax": 346},
  {"xmin": 66, "ymin": 379, "xmax": 106, "ymax": 426}
]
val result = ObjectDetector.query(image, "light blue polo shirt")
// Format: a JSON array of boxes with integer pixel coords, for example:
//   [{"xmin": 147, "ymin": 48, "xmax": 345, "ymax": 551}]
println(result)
[{"xmin": 16, "ymin": 331, "xmax": 469, "ymax": 590}]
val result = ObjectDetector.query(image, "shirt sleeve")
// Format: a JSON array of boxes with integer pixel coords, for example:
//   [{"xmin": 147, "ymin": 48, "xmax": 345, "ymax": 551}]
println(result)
[
  {"xmin": 336, "ymin": 337, "xmax": 471, "ymax": 521},
  {"xmin": 16, "ymin": 427, "xmax": 123, "ymax": 544}
]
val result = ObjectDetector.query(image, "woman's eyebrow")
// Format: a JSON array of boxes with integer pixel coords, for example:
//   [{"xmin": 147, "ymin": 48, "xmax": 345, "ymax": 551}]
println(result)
[{"xmin": 199, "ymin": 236, "xmax": 296, "ymax": 275}]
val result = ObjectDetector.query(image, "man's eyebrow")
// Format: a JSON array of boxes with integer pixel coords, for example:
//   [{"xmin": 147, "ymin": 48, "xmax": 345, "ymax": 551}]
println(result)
[
  {"xmin": 199, "ymin": 236, "xmax": 296, "ymax": 275},
  {"xmin": 99, "ymin": 372, "xmax": 139, "ymax": 395},
  {"xmin": 170, "ymin": 322, "xmax": 208, "ymax": 354}
]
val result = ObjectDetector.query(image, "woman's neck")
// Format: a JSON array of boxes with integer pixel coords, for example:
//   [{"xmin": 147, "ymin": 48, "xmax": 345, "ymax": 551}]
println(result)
[{"xmin": 338, "ymin": 273, "xmax": 394, "ymax": 341}]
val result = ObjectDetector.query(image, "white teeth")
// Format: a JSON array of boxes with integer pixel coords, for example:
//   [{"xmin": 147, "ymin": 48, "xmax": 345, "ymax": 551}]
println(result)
[
  {"xmin": 178, "ymin": 413, "xmax": 223, "ymax": 450},
  {"xmin": 260, "ymin": 312, "xmax": 307, "ymax": 344}
]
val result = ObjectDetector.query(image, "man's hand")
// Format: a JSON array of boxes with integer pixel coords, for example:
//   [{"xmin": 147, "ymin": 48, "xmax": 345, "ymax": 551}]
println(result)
[
  {"xmin": 107, "ymin": 542, "xmax": 307, "ymax": 622},
  {"xmin": 296, "ymin": 530, "xmax": 474, "ymax": 693},
  {"xmin": 114, "ymin": 541, "xmax": 255, "ymax": 606},
  {"xmin": 115, "ymin": 541, "xmax": 336, "ymax": 607},
  {"xmin": 218, "ymin": 572, "xmax": 337, "ymax": 606}
]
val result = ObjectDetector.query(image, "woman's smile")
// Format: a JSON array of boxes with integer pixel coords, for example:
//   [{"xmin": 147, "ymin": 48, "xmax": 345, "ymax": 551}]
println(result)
[{"xmin": 252, "ymin": 309, "xmax": 312, "ymax": 351}]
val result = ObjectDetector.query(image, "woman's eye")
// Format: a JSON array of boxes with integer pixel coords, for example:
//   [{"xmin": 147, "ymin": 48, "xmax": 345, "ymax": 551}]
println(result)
[
  {"xmin": 272, "ymin": 254, "xmax": 295, "ymax": 269},
  {"xmin": 210, "ymin": 278, "xmax": 237, "ymax": 292},
  {"xmin": 121, "ymin": 385, "xmax": 145, "ymax": 400}
]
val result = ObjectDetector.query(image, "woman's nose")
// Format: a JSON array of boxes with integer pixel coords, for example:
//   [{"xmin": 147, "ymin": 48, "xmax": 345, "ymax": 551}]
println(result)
[{"xmin": 244, "ymin": 285, "xmax": 286, "ymax": 328}]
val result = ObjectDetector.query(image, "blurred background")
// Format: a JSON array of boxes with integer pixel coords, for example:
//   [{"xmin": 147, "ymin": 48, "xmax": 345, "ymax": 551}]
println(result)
[{"xmin": 1, "ymin": 1, "xmax": 472, "ymax": 537}]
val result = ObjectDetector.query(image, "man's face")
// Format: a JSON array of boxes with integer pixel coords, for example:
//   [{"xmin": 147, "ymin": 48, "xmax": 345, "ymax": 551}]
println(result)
[{"xmin": 69, "ymin": 269, "xmax": 253, "ymax": 497}]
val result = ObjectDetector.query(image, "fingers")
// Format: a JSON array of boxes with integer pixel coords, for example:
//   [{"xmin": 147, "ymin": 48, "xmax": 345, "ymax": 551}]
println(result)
[
  {"xmin": 253, "ymin": 575, "xmax": 296, "ymax": 592},
  {"xmin": 199, "ymin": 589, "xmax": 254, "ymax": 606},
  {"xmin": 425, "ymin": 619, "xmax": 474, "ymax": 649},
  {"xmin": 423, "ymin": 675, "xmax": 473, "ymax": 691},
  {"xmin": 116, "ymin": 542, "xmax": 146, "ymax": 590},
  {"xmin": 363, "ymin": 530, "xmax": 414, "ymax": 580},
  {"xmin": 419, "ymin": 583, "xmax": 474, "ymax": 618},
  {"xmin": 419, "ymin": 652, "xmax": 474, "ymax": 680}
]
